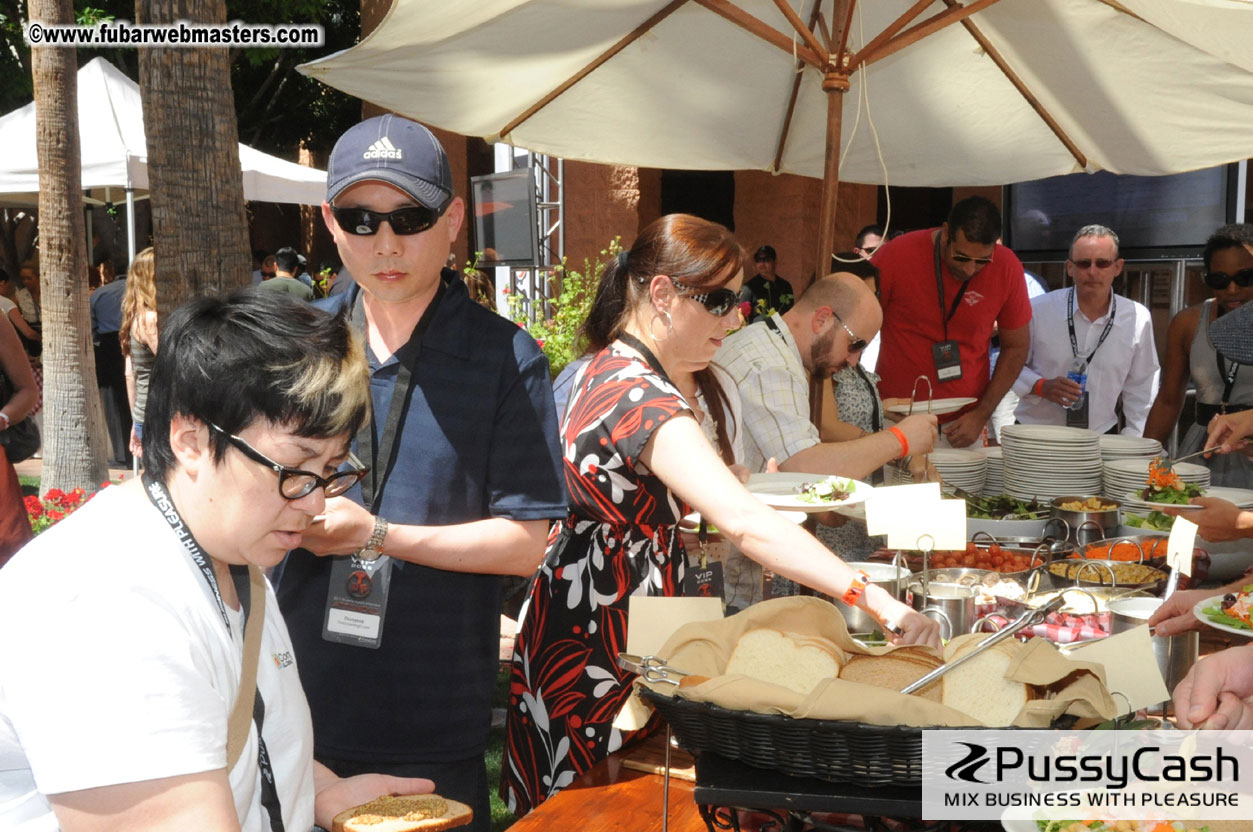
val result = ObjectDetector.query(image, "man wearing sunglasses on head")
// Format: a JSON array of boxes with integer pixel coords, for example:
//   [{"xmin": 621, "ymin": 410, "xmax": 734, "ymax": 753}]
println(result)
[
  {"xmin": 1145, "ymin": 223, "xmax": 1253, "ymax": 487},
  {"xmin": 274, "ymin": 115, "xmax": 567, "ymax": 832},
  {"xmin": 1011, "ymin": 225, "xmax": 1159, "ymax": 434},
  {"xmin": 873, "ymin": 196, "xmax": 1032, "ymax": 448}
]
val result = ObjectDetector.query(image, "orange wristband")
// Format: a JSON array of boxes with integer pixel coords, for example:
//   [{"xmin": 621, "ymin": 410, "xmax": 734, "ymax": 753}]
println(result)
[
  {"xmin": 842, "ymin": 569, "xmax": 871, "ymax": 607},
  {"xmin": 888, "ymin": 426, "xmax": 909, "ymax": 459},
  {"xmin": 1033, "ymin": 378, "xmax": 1045, "ymax": 396}
]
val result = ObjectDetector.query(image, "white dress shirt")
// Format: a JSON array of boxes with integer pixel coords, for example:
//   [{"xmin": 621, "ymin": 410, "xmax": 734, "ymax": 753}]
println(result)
[{"xmin": 1012, "ymin": 287, "xmax": 1160, "ymax": 435}]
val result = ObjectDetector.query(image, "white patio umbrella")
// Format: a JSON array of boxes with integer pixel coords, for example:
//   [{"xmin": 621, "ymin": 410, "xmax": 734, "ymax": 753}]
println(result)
[
  {"xmin": 0, "ymin": 57, "xmax": 328, "ymax": 261},
  {"xmin": 299, "ymin": 0, "xmax": 1253, "ymax": 269}
]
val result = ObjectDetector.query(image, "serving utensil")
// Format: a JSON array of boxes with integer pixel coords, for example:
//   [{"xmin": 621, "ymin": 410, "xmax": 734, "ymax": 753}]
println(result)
[
  {"xmin": 899, "ymin": 593, "xmax": 1067, "ymax": 694},
  {"xmin": 617, "ymin": 653, "xmax": 690, "ymax": 686},
  {"xmin": 1164, "ymin": 445, "xmax": 1221, "ymax": 467}
]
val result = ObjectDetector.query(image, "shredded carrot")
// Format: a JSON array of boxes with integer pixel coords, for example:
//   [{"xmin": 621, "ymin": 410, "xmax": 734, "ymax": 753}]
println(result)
[
  {"xmin": 1147, "ymin": 457, "xmax": 1183, "ymax": 491},
  {"xmin": 1150, "ymin": 823, "xmax": 1173, "ymax": 832}
]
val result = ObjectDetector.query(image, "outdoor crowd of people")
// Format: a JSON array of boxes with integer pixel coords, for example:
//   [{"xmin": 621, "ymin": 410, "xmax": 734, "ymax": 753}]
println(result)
[{"xmin": 1, "ymin": 114, "xmax": 1252, "ymax": 832}]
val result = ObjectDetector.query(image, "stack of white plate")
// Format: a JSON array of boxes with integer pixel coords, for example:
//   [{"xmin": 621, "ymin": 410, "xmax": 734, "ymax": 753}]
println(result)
[
  {"xmin": 1000, "ymin": 424, "xmax": 1103, "ymax": 500},
  {"xmin": 1098, "ymin": 434, "xmax": 1163, "ymax": 461},
  {"xmin": 1102, "ymin": 458, "xmax": 1210, "ymax": 501},
  {"xmin": 929, "ymin": 448, "xmax": 986, "ymax": 495},
  {"xmin": 981, "ymin": 446, "xmax": 1005, "ymax": 496}
]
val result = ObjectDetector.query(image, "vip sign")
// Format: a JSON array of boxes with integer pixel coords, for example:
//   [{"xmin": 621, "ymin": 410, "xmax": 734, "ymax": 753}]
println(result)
[{"xmin": 922, "ymin": 730, "xmax": 1253, "ymax": 823}]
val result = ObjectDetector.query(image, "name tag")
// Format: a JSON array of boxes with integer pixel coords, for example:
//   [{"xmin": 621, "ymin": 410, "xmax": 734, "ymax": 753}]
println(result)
[
  {"xmin": 932, "ymin": 340, "xmax": 963, "ymax": 381},
  {"xmin": 323, "ymin": 555, "xmax": 392, "ymax": 649}
]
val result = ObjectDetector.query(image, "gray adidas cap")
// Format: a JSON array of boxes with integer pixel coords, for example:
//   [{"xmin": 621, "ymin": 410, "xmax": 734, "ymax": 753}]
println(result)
[
  {"xmin": 1210, "ymin": 300, "xmax": 1253, "ymax": 365},
  {"xmin": 325, "ymin": 114, "xmax": 453, "ymax": 212}
]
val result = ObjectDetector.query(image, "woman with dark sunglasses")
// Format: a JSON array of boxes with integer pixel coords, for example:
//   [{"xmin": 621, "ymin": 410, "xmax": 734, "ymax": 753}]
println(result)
[
  {"xmin": 1144, "ymin": 223, "xmax": 1253, "ymax": 487},
  {"xmin": 502, "ymin": 214, "xmax": 940, "ymax": 817}
]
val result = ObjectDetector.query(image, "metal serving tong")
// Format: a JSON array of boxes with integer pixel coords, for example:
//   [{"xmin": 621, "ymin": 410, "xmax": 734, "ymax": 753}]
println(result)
[
  {"xmin": 617, "ymin": 653, "xmax": 690, "ymax": 686},
  {"xmin": 900, "ymin": 593, "xmax": 1068, "ymax": 695},
  {"xmin": 895, "ymin": 375, "xmax": 936, "ymax": 484}
]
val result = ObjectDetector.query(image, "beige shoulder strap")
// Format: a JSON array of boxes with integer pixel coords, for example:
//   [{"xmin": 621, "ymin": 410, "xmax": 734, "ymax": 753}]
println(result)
[{"xmin": 226, "ymin": 565, "xmax": 266, "ymax": 770}]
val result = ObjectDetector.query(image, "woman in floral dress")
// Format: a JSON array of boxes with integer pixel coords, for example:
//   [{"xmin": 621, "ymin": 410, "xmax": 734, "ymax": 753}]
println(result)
[{"xmin": 502, "ymin": 215, "xmax": 940, "ymax": 815}]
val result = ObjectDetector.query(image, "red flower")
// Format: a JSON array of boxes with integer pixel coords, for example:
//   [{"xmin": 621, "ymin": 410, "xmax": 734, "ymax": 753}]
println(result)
[
  {"xmin": 24, "ymin": 496, "xmax": 42, "ymax": 517},
  {"xmin": 44, "ymin": 488, "xmax": 65, "ymax": 502},
  {"xmin": 536, "ymin": 339, "xmax": 546, "ymax": 349},
  {"xmin": 47, "ymin": 509, "xmax": 64, "ymax": 522}
]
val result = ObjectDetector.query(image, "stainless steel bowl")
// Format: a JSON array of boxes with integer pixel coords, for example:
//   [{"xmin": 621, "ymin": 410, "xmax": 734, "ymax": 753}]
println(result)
[{"xmin": 1050, "ymin": 495, "xmax": 1122, "ymax": 546}]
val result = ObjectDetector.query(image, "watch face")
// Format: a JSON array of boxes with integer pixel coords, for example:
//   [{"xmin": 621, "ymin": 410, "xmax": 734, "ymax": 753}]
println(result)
[{"xmin": 357, "ymin": 547, "xmax": 381, "ymax": 563}]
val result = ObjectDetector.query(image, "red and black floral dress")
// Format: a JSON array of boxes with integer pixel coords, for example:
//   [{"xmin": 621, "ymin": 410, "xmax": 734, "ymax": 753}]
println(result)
[{"xmin": 502, "ymin": 342, "xmax": 690, "ymax": 816}]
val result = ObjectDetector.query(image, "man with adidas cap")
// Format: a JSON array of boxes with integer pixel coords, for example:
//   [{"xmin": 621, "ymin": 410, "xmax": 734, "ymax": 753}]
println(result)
[{"xmin": 275, "ymin": 115, "xmax": 566, "ymax": 831}]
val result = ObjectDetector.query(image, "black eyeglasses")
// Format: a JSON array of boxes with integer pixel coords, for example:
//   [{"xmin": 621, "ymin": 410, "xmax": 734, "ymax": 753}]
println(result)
[
  {"xmin": 666, "ymin": 277, "xmax": 740, "ymax": 317},
  {"xmin": 210, "ymin": 423, "xmax": 368, "ymax": 500},
  {"xmin": 1204, "ymin": 268, "xmax": 1253, "ymax": 291},
  {"xmin": 331, "ymin": 204, "xmax": 447, "ymax": 236},
  {"xmin": 1070, "ymin": 258, "xmax": 1117, "ymax": 270},
  {"xmin": 830, "ymin": 308, "xmax": 868, "ymax": 353}
]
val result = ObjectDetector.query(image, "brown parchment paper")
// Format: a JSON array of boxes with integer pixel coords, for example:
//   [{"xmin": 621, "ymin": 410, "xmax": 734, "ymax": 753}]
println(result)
[{"xmin": 626, "ymin": 596, "xmax": 1119, "ymax": 729}]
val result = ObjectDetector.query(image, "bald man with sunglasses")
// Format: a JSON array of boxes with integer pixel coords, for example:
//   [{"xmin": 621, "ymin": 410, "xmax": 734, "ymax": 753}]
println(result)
[
  {"xmin": 274, "ymin": 115, "xmax": 566, "ymax": 831},
  {"xmin": 873, "ymin": 196, "xmax": 1033, "ymax": 447},
  {"xmin": 715, "ymin": 272, "xmax": 939, "ymax": 482}
]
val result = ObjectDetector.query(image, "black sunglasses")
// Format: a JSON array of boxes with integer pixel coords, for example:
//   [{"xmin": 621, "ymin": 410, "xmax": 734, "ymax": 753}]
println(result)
[
  {"xmin": 210, "ymin": 423, "xmax": 368, "ymax": 500},
  {"xmin": 666, "ymin": 277, "xmax": 740, "ymax": 317},
  {"xmin": 1070, "ymin": 258, "xmax": 1117, "ymax": 270},
  {"xmin": 950, "ymin": 252, "xmax": 993, "ymax": 266},
  {"xmin": 331, "ymin": 204, "xmax": 446, "ymax": 236},
  {"xmin": 831, "ymin": 308, "xmax": 868, "ymax": 353},
  {"xmin": 1204, "ymin": 268, "xmax": 1253, "ymax": 291}
]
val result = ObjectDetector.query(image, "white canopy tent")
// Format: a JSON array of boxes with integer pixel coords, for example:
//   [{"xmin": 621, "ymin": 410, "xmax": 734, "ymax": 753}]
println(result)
[
  {"xmin": 297, "ymin": 0, "xmax": 1253, "ymax": 268},
  {"xmin": 0, "ymin": 57, "xmax": 327, "ymax": 262}
]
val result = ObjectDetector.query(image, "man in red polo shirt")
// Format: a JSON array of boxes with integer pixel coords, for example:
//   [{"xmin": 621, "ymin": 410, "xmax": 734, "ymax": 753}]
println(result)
[{"xmin": 874, "ymin": 196, "xmax": 1031, "ymax": 448}]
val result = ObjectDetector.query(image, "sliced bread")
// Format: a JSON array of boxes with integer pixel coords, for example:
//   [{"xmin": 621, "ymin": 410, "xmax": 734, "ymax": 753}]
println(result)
[
  {"xmin": 940, "ymin": 640, "xmax": 1033, "ymax": 726},
  {"xmin": 332, "ymin": 794, "xmax": 474, "ymax": 832},
  {"xmin": 724, "ymin": 628, "xmax": 845, "ymax": 695},
  {"xmin": 837, "ymin": 648, "xmax": 943, "ymax": 701}
]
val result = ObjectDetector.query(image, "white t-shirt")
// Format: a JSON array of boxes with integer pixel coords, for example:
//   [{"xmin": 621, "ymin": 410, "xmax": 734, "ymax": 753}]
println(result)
[
  {"xmin": 0, "ymin": 484, "xmax": 315, "ymax": 831},
  {"xmin": 0, "ymin": 295, "xmax": 16, "ymax": 317}
]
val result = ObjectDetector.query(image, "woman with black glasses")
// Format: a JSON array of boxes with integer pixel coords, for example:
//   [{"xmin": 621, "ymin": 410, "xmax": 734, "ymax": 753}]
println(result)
[
  {"xmin": 0, "ymin": 290, "xmax": 435, "ymax": 831},
  {"xmin": 1145, "ymin": 223, "xmax": 1253, "ymax": 487},
  {"xmin": 501, "ymin": 214, "xmax": 939, "ymax": 816}
]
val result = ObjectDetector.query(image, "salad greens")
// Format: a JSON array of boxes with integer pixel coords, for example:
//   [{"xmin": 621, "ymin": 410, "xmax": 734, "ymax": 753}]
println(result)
[
  {"xmin": 1123, "ymin": 511, "xmax": 1174, "ymax": 532},
  {"xmin": 795, "ymin": 476, "xmax": 853, "ymax": 504},
  {"xmin": 1037, "ymin": 823, "xmax": 1208, "ymax": 832},
  {"xmin": 965, "ymin": 494, "xmax": 1048, "ymax": 519}
]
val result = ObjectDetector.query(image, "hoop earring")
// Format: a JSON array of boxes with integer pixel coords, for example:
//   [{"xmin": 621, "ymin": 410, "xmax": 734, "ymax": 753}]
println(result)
[{"xmin": 649, "ymin": 310, "xmax": 673, "ymax": 341}]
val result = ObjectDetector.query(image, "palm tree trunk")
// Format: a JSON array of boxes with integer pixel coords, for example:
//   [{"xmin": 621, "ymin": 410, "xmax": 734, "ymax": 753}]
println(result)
[
  {"xmin": 28, "ymin": 0, "xmax": 111, "ymax": 493},
  {"xmin": 136, "ymin": 0, "xmax": 251, "ymax": 319}
]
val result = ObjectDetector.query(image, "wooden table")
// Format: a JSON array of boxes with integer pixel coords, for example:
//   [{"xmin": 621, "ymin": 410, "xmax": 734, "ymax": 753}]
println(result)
[{"xmin": 506, "ymin": 748, "xmax": 706, "ymax": 832}]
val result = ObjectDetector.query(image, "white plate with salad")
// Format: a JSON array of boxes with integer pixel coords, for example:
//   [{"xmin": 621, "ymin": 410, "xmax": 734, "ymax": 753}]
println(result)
[
  {"xmin": 1192, "ymin": 590, "xmax": 1253, "ymax": 638},
  {"xmin": 745, "ymin": 473, "xmax": 872, "ymax": 513}
]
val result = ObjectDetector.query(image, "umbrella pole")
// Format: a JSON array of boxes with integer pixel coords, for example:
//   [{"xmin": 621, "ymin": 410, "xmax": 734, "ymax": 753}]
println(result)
[{"xmin": 815, "ymin": 72, "xmax": 849, "ymax": 288}]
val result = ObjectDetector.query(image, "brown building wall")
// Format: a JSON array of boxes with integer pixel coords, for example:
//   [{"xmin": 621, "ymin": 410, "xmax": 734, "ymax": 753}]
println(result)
[
  {"xmin": 733, "ymin": 172, "xmax": 878, "ymax": 292},
  {"xmin": 561, "ymin": 161, "xmax": 643, "ymax": 272}
]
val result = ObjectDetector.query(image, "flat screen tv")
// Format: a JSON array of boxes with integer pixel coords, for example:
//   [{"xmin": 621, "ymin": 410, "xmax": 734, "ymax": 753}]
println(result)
[
  {"xmin": 470, "ymin": 169, "xmax": 539, "ymax": 267},
  {"xmin": 1004, "ymin": 163, "xmax": 1244, "ymax": 261}
]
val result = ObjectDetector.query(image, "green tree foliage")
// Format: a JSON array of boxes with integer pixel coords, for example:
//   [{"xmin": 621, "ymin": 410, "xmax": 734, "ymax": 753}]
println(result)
[{"xmin": 0, "ymin": 0, "xmax": 359, "ymax": 154}]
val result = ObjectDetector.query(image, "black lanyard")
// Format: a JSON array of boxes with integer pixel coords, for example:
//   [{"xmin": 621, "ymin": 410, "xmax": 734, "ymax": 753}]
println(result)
[
  {"xmin": 142, "ymin": 475, "xmax": 285, "ymax": 831},
  {"xmin": 618, "ymin": 332, "xmax": 675, "ymax": 387},
  {"xmin": 1067, "ymin": 288, "xmax": 1117, "ymax": 364},
  {"xmin": 763, "ymin": 314, "xmax": 789, "ymax": 344},
  {"xmin": 933, "ymin": 234, "xmax": 970, "ymax": 341},
  {"xmin": 351, "ymin": 280, "xmax": 446, "ymax": 512}
]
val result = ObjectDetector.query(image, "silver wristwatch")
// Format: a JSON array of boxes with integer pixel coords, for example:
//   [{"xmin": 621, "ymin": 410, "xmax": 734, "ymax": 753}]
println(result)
[{"xmin": 357, "ymin": 515, "xmax": 389, "ymax": 562}]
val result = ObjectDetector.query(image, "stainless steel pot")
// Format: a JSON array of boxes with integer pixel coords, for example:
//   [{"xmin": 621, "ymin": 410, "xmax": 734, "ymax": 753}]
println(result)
[
  {"xmin": 1108, "ymin": 597, "xmax": 1198, "ymax": 698},
  {"xmin": 907, "ymin": 567, "xmax": 993, "ymax": 639},
  {"xmin": 1050, "ymin": 496, "xmax": 1121, "ymax": 547},
  {"xmin": 836, "ymin": 561, "xmax": 911, "ymax": 633}
]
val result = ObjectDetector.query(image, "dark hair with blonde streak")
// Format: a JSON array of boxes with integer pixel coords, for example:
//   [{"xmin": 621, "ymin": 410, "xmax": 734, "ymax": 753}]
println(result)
[
  {"xmin": 120, "ymin": 247, "xmax": 156, "ymax": 358},
  {"xmin": 582, "ymin": 213, "xmax": 744, "ymax": 463}
]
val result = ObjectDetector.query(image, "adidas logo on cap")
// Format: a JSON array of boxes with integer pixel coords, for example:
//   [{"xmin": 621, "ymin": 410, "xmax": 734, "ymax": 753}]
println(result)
[{"xmin": 363, "ymin": 137, "xmax": 402, "ymax": 160}]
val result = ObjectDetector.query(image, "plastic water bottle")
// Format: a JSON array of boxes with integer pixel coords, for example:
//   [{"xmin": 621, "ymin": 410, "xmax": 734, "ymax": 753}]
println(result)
[{"xmin": 1066, "ymin": 358, "xmax": 1087, "ymax": 410}]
